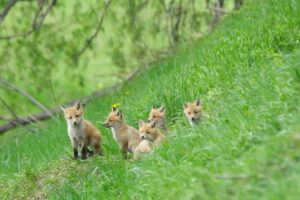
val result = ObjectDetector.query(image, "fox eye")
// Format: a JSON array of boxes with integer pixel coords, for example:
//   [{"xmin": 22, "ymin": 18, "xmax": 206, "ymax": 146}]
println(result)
[
  {"xmin": 68, "ymin": 116, "xmax": 72, "ymax": 119},
  {"xmin": 194, "ymin": 111, "xmax": 198, "ymax": 114},
  {"xmin": 152, "ymin": 115, "xmax": 156, "ymax": 118},
  {"xmin": 109, "ymin": 119, "xmax": 112, "ymax": 122},
  {"xmin": 75, "ymin": 115, "xmax": 79, "ymax": 117},
  {"xmin": 188, "ymin": 112, "xmax": 191, "ymax": 115},
  {"xmin": 146, "ymin": 131, "xmax": 150, "ymax": 134}
]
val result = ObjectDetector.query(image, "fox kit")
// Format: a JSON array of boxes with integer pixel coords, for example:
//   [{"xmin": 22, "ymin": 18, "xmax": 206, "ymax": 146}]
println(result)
[
  {"xmin": 61, "ymin": 101, "xmax": 104, "ymax": 160},
  {"xmin": 148, "ymin": 106, "xmax": 170, "ymax": 134},
  {"xmin": 103, "ymin": 108, "xmax": 150, "ymax": 159},
  {"xmin": 139, "ymin": 120, "xmax": 165, "ymax": 146},
  {"xmin": 183, "ymin": 99, "xmax": 209, "ymax": 126}
]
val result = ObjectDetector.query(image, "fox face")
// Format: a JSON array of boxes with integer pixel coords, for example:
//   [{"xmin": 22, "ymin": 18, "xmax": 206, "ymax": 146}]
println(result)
[
  {"xmin": 183, "ymin": 99, "xmax": 203, "ymax": 126},
  {"xmin": 139, "ymin": 120, "xmax": 158, "ymax": 141},
  {"xmin": 148, "ymin": 106, "xmax": 166, "ymax": 125},
  {"xmin": 61, "ymin": 102, "xmax": 84, "ymax": 126},
  {"xmin": 103, "ymin": 107, "xmax": 124, "ymax": 128}
]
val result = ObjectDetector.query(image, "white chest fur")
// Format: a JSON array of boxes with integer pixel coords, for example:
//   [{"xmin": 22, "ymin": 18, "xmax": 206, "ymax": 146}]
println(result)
[
  {"xmin": 67, "ymin": 123, "xmax": 85, "ymax": 141},
  {"xmin": 111, "ymin": 128, "xmax": 118, "ymax": 141}
]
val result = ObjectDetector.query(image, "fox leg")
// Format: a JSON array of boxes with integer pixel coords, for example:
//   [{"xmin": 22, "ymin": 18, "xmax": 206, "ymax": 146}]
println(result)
[
  {"xmin": 121, "ymin": 141, "xmax": 128, "ymax": 159},
  {"xmin": 94, "ymin": 143, "xmax": 105, "ymax": 156},
  {"xmin": 87, "ymin": 148, "xmax": 94, "ymax": 156},
  {"xmin": 72, "ymin": 138, "xmax": 79, "ymax": 160},
  {"xmin": 81, "ymin": 145, "xmax": 88, "ymax": 160}
]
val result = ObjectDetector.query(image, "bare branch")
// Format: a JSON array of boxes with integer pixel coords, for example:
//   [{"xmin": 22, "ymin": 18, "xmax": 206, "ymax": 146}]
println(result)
[
  {"xmin": 209, "ymin": 7, "xmax": 228, "ymax": 14},
  {"xmin": 0, "ymin": 97, "xmax": 18, "ymax": 119},
  {"xmin": 214, "ymin": 174, "xmax": 266, "ymax": 179},
  {"xmin": 0, "ymin": 67, "xmax": 142, "ymax": 134},
  {"xmin": 0, "ymin": 116, "xmax": 36, "ymax": 133},
  {"xmin": 73, "ymin": 0, "xmax": 114, "ymax": 62},
  {"xmin": 0, "ymin": 0, "xmax": 57, "ymax": 39},
  {"xmin": 0, "ymin": 77, "xmax": 53, "ymax": 117},
  {"xmin": 0, "ymin": 0, "xmax": 18, "ymax": 25},
  {"xmin": 214, "ymin": 174, "xmax": 249, "ymax": 179}
]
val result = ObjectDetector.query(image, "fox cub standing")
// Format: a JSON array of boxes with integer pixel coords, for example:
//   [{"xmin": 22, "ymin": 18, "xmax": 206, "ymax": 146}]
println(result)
[
  {"xmin": 183, "ymin": 99, "xmax": 209, "ymax": 126},
  {"xmin": 61, "ymin": 101, "xmax": 104, "ymax": 160},
  {"xmin": 148, "ymin": 106, "xmax": 170, "ymax": 134},
  {"xmin": 139, "ymin": 120, "xmax": 165, "ymax": 147},
  {"xmin": 103, "ymin": 108, "xmax": 150, "ymax": 159}
]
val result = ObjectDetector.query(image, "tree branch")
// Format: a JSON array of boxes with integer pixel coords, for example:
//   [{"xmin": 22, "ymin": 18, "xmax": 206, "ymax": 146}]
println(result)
[
  {"xmin": 73, "ymin": 0, "xmax": 114, "ymax": 62},
  {"xmin": 208, "ymin": 7, "xmax": 228, "ymax": 14},
  {"xmin": 0, "ymin": 0, "xmax": 18, "ymax": 25},
  {"xmin": 0, "ymin": 77, "xmax": 53, "ymax": 117},
  {"xmin": 0, "ymin": 97, "xmax": 18, "ymax": 119},
  {"xmin": 0, "ymin": 67, "xmax": 142, "ymax": 135},
  {"xmin": 0, "ymin": 0, "xmax": 57, "ymax": 39},
  {"xmin": 0, "ymin": 116, "xmax": 36, "ymax": 133}
]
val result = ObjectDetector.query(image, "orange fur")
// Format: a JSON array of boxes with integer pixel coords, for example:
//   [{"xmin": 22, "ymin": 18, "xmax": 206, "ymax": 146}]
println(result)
[
  {"xmin": 148, "ymin": 106, "xmax": 170, "ymax": 134},
  {"xmin": 61, "ymin": 102, "xmax": 103, "ymax": 159},
  {"xmin": 103, "ymin": 108, "xmax": 150, "ymax": 159},
  {"xmin": 183, "ymin": 99, "xmax": 209, "ymax": 126},
  {"xmin": 139, "ymin": 120, "xmax": 165, "ymax": 147}
]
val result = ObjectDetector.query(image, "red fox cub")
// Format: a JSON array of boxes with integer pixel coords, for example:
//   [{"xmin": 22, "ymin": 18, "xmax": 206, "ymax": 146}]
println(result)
[
  {"xmin": 103, "ymin": 108, "xmax": 150, "ymax": 159},
  {"xmin": 183, "ymin": 99, "xmax": 209, "ymax": 126},
  {"xmin": 139, "ymin": 120, "xmax": 165, "ymax": 146},
  {"xmin": 61, "ymin": 101, "xmax": 104, "ymax": 160},
  {"xmin": 148, "ymin": 106, "xmax": 170, "ymax": 134}
]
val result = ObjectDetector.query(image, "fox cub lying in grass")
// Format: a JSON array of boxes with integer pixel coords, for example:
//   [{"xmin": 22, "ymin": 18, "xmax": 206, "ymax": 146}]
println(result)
[
  {"xmin": 103, "ymin": 107, "xmax": 151, "ymax": 159},
  {"xmin": 184, "ymin": 99, "xmax": 209, "ymax": 126},
  {"xmin": 139, "ymin": 120, "xmax": 166, "ymax": 147},
  {"xmin": 61, "ymin": 102, "xmax": 104, "ymax": 160}
]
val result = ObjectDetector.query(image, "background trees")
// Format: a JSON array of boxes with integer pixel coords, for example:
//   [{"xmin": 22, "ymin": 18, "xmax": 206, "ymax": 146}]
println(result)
[{"xmin": 0, "ymin": 0, "xmax": 239, "ymax": 132}]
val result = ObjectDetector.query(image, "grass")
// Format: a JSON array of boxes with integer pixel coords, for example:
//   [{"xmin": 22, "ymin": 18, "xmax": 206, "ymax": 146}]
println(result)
[{"xmin": 1, "ymin": 0, "xmax": 300, "ymax": 199}]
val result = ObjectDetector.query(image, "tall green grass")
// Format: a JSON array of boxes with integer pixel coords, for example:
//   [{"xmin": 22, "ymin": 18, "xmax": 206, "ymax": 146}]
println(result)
[{"xmin": 1, "ymin": 0, "xmax": 300, "ymax": 199}]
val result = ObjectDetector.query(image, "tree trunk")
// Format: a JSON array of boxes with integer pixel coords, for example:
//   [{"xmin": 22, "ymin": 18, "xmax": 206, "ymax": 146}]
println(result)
[{"xmin": 234, "ymin": 0, "xmax": 243, "ymax": 10}]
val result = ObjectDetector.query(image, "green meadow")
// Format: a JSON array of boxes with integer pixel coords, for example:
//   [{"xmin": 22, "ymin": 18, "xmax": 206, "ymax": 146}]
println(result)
[{"xmin": 1, "ymin": 0, "xmax": 300, "ymax": 199}]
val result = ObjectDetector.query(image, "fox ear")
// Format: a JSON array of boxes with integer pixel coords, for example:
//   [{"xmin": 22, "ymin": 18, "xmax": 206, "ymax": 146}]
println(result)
[
  {"xmin": 139, "ymin": 120, "xmax": 145, "ymax": 128},
  {"xmin": 194, "ymin": 99, "xmax": 201, "ymax": 106},
  {"xmin": 150, "ymin": 120, "xmax": 157, "ymax": 128},
  {"xmin": 74, "ymin": 101, "xmax": 82, "ymax": 110},
  {"xmin": 183, "ymin": 102, "xmax": 189, "ymax": 108},
  {"xmin": 116, "ymin": 110, "xmax": 123, "ymax": 119},
  {"xmin": 61, "ymin": 105, "xmax": 67, "ymax": 113},
  {"xmin": 159, "ymin": 106, "xmax": 166, "ymax": 113}
]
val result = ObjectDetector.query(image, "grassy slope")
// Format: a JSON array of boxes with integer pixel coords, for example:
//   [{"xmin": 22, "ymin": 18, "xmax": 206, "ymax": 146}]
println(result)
[{"xmin": 1, "ymin": 0, "xmax": 300, "ymax": 199}]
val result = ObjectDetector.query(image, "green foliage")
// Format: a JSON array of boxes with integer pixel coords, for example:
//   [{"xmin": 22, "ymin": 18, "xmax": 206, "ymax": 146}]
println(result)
[
  {"xmin": 0, "ymin": 0, "xmax": 227, "ymax": 118},
  {"xmin": 1, "ymin": 0, "xmax": 300, "ymax": 199}
]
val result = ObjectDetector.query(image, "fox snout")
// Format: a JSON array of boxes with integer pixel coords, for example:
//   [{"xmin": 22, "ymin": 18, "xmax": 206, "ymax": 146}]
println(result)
[
  {"xmin": 69, "ymin": 118, "xmax": 82, "ymax": 126},
  {"xmin": 191, "ymin": 117, "xmax": 198, "ymax": 121},
  {"xmin": 102, "ymin": 123, "xmax": 110, "ymax": 128}
]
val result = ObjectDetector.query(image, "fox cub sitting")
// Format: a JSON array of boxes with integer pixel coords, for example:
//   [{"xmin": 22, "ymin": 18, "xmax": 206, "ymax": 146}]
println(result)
[
  {"xmin": 183, "ymin": 99, "xmax": 209, "ymax": 126},
  {"xmin": 148, "ymin": 106, "xmax": 170, "ymax": 134},
  {"xmin": 139, "ymin": 120, "xmax": 165, "ymax": 147},
  {"xmin": 61, "ymin": 101, "xmax": 104, "ymax": 160},
  {"xmin": 103, "ymin": 108, "xmax": 150, "ymax": 159}
]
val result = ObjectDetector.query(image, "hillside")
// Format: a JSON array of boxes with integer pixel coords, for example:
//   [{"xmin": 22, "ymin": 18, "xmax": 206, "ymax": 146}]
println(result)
[{"xmin": 1, "ymin": 0, "xmax": 300, "ymax": 199}]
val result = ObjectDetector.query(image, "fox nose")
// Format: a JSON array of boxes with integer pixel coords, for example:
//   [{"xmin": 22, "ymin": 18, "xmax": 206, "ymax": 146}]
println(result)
[
  {"xmin": 191, "ymin": 117, "xmax": 195, "ymax": 121},
  {"xmin": 147, "ymin": 120, "xmax": 151, "ymax": 123},
  {"xmin": 103, "ymin": 123, "xmax": 109, "ymax": 128},
  {"xmin": 141, "ymin": 136, "xmax": 145, "ymax": 139},
  {"xmin": 73, "ymin": 121, "xmax": 77, "ymax": 125}
]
